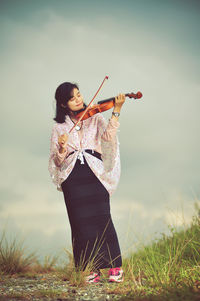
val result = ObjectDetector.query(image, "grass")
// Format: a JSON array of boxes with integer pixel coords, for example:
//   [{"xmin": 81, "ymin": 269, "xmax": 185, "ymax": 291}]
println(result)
[
  {"xmin": 1, "ymin": 288, "xmax": 69, "ymax": 300},
  {"xmin": 0, "ymin": 229, "xmax": 38, "ymax": 275},
  {"xmin": 112, "ymin": 215, "xmax": 200, "ymax": 300},
  {"xmin": 0, "ymin": 201, "xmax": 199, "ymax": 300}
]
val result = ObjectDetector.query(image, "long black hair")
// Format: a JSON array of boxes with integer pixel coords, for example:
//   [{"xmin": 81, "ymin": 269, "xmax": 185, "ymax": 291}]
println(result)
[{"xmin": 54, "ymin": 82, "xmax": 86, "ymax": 123}]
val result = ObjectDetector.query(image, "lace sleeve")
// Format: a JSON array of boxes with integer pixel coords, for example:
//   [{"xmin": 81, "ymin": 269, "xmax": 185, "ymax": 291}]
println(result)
[
  {"xmin": 97, "ymin": 114, "xmax": 120, "ymax": 172},
  {"xmin": 101, "ymin": 118, "xmax": 120, "ymax": 141},
  {"xmin": 48, "ymin": 124, "xmax": 69, "ymax": 186},
  {"xmin": 49, "ymin": 124, "xmax": 68, "ymax": 167}
]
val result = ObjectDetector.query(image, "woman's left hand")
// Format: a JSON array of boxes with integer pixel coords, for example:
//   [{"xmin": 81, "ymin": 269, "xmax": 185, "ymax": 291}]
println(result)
[{"xmin": 114, "ymin": 93, "xmax": 125, "ymax": 109}]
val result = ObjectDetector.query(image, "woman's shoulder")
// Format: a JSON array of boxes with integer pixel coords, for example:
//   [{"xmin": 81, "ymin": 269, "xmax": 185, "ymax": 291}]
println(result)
[{"xmin": 51, "ymin": 121, "xmax": 69, "ymax": 132}]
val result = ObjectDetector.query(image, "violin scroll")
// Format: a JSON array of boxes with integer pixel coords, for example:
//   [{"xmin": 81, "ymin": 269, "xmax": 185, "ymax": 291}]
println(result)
[{"xmin": 127, "ymin": 91, "xmax": 143, "ymax": 99}]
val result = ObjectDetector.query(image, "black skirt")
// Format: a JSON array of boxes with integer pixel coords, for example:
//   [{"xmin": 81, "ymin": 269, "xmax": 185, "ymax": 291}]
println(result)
[{"xmin": 61, "ymin": 150, "xmax": 122, "ymax": 271}]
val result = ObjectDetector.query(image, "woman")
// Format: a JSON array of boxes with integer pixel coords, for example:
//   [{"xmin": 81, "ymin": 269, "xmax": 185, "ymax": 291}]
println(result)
[{"xmin": 48, "ymin": 82, "xmax": 125, "ymax": 283}]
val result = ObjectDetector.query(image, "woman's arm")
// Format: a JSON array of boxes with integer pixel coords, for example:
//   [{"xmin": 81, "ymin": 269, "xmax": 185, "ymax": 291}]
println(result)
[
  {"xmin": 111, "ymin": 93, "xmax": 125, "ymax": 121},
  {"xmin": 54, "ymin": 148, "xmax": 68, "ymax": 167},
  {"xmin": 49, "ymin": 125, "xmax": 69, "ymax": 167},
  {"xmin": 101, "ymin": 118, "xmax": 120, "ymax": 141},
  {"xmin": 101, "ymin": 93, "xmax": 125, "ymax": 141}
]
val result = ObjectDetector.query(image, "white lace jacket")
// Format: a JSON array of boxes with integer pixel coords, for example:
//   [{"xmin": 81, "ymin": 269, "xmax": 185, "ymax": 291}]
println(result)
[{"xmin": 48, "ymin": 113, "xmax": 121, "ymax": 196}]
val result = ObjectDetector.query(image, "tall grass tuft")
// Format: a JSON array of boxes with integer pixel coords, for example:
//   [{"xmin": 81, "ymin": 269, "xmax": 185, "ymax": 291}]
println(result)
[
  {"xmin": 32, "ymin": 254, "xmax": 59, "ymax": 273},
  {"xmin": 57, "ymin": 222, "xmax": 113, "ymax": 287},
  {"xmin": 0, "ymin": 228, "xmax": 38, "ymax": 275}
]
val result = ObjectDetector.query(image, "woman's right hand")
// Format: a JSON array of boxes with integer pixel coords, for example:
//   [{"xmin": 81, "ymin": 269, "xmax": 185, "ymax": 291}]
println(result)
[{"xmin": 58, "ymin": 133, "xmax": 68, "ymax": 153}]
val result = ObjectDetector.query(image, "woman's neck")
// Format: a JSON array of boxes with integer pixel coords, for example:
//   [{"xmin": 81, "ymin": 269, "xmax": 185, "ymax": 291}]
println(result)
[{"xmin": 69, "ymin": 113, "xmax": 79, "ymax": 123}]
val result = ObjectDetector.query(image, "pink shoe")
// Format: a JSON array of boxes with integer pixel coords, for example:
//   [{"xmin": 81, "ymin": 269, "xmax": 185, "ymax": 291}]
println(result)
[
  {"xmin": 108, "ymin": 267, "xmax": 124, "ymax": 282},
  {"xmin": 85, "ymin": 271, "xmax": 101, "ymax": 283}
]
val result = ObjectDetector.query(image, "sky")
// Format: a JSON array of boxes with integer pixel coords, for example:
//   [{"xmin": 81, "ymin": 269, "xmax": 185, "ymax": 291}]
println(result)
[{"xmin": 0, "ymin": 0, "xmax": 200, "ymax": 264}]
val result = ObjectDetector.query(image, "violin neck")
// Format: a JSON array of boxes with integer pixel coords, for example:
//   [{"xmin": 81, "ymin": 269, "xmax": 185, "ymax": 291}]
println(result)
[{"xmin": 97, "ymin": 93, "xmax": 129, "ymax": 104}]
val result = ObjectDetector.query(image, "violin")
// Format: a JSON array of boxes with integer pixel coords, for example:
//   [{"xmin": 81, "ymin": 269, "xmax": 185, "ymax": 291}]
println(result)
[
  {"xmin": 69, "ymin": 76, "xmax": 143, "ymax": 133},
  {"xmin": 74, "ymin": 91, "xmax": 143, "ymax": 121}
]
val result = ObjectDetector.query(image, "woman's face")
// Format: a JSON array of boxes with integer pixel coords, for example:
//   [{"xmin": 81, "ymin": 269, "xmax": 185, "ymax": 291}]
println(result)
[{"xmin": 67, "ymin": 88, "xmax": 84, "ymax": 112}]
